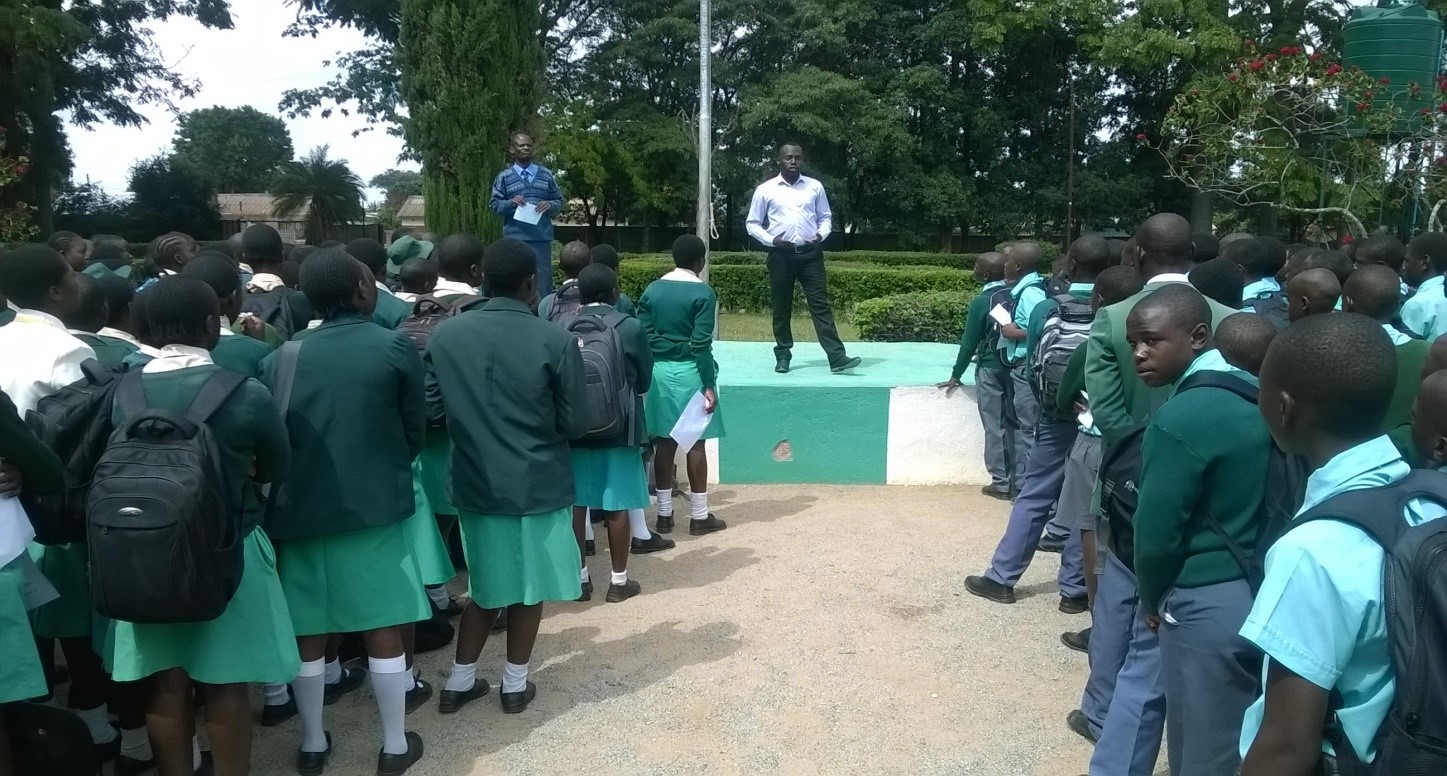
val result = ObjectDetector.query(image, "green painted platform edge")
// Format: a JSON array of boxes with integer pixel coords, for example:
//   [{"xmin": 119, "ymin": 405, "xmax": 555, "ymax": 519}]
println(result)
[{"xmin": 717, "ymin": 385, "xmax": 889, "ymax": 484}]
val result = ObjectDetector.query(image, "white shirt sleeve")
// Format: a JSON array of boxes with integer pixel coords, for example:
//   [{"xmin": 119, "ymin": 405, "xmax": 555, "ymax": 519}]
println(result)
[
  {"xmin": 745, "ymin": 185, "xmax": 773, "ymax": 246},
  {"xmin": 815, "ymin": 182, "xmax": 833, "ymax": 241}
]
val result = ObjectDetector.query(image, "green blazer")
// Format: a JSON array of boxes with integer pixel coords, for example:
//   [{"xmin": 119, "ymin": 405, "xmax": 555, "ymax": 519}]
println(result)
[
  {"xmin": 373, "ymin": 289, "xmax": 410, "ymax": 330},
  {"xmin": 425, "ymin": 296, "xmax": 588, "ymax": 515},
  {"xmin": 1, "ymin": 389, "xmax": 63, "ymax": 494},
  {"xmin": 261, "ymin": 312, "xmax": 426, "ymax": 540},
  {"xmin": 212, "ymin": 333, "xmax": 274, "ymax": 379},
  {"xmin": 1084, "ymin": 279, "xmax": 1237, "ymax": 447},
  {"xmin": 71, "ymin": 333, "xmax": 138, "ymax": 372}
]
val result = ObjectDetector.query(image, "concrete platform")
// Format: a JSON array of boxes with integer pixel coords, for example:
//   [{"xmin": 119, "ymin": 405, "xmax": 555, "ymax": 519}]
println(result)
[{"xmin": 709, "ymin": 341, "xmax": 987, "ymax": 485}]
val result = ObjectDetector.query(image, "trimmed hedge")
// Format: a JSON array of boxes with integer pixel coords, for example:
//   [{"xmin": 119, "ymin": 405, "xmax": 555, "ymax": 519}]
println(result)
[
  {"xmin": 853, "ymin": 291, "xmax": 973, "ymax": 344},
  {"xmin": 698, "ymin": 250, "xmax": 978, "ymax": 271}
]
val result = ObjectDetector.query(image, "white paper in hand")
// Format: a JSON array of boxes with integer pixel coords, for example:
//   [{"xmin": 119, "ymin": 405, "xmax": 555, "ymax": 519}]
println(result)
[
  {"xmin": 988, "ymin": 303, "xmax": 1013, "ymax": 326},
  {"xmin": 669, "ymin": 391, "xmax": 713, "ymax": 452},
  {"xmin": 513, "ymin": 202, "xmax": 543, "ymax": 225},
  {"xmin": 0, "ymin": 496, "xmax": 35, "ymax": 567}
]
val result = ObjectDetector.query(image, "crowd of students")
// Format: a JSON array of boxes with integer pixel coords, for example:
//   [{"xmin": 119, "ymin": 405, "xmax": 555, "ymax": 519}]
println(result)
[
  {"xmin": 0, "ymin": 225, "xmax": 727, "ymax": 776},
  {"xmin": 947, "ymin": 214, "xmax": 1447, "ymax": 775}
]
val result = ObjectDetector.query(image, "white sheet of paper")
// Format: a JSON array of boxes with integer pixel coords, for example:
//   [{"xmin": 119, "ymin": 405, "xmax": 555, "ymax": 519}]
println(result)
[
  {"xmin": 0, "ymin": 497, "xmax": 36, "ymax": 568},
  {"xmin": 1077, "ymin": 391, "xmax": 1094, "ymax": 430},
  {"xmin": 988, "ymin": 304, "xmax": 1013, "ymax": 326},
  {"xmin": 669, "ymin": 391, "xmax": 713, "ymax": 452},
  {"xmin": 513, "ymin": 202, "xmax": 543, "ymax": 225}
]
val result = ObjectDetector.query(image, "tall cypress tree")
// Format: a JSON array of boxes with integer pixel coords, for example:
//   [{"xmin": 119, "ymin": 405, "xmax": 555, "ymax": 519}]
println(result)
[{"xmin": 400, "ymin": 0, "xmax": 543, "ymax": 239}]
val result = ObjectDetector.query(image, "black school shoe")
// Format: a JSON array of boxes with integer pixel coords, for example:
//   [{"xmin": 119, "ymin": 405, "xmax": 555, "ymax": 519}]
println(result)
[
  {"xmin": 437, "ymin": 677, "xmax": 489, "ymax": 714},
  {"xmin": 1059, "ymin": 595, "xmax": 1089, "ymax": 615},
  {"xmin": 688, "ymin": 514, "xmax": 728, "ymax": 536},
  {"xmin": 114, "ymin": 754, "xmax": 155, "ymax": 776},
  {"xmin": 261, "ymin": 695, "xmax": 297, "ymax": 727},
  {"xmin": 376, "ymin": 731, "xmax": 423, "ymax": 776},
  {"xmin": 95, "ymin": 729, "xmax": 122, "ymax": 763},
  {"xmin": 1061, "ymin": 627, "xmax": 1091, "ymax": 654},
  {"xmin": 1066, "ymin": 709, "xmax": 1099, "ymax": 744},
  {"xmin": 631, "ymin": 532, "xmax": 676, "ymax": 554},
  {"xmin": 655, "ymin": 515, "xmax": 674, "ymax": 535},
  {"xmin": 1037, "ymin": 535, "xmax": 1067, "ymax": 554},
  {"xmin": 499, "ymin": 681, "xmax": 537, "ymax": 714},
  {"xmin": 296, "ymin": 731, "xmax": 332, "ymax": 776},
  {"xmin": 830, "ymin": 356, "xmax": 863, "ymax": 373},
  {"xmin": 577, "ymin": 580, "xmax": 593, "ymax": 602},
  {"xmin": 606, "ymin": 579, "xmax": 642, "ymax": 603},
  {"xmin": 405, "ymin": 678, "xmax": 433, "ymax": 714},
  {"xmin": 585, "ymin": 539, "xmax": 596, "ymax": 556},
  {"xmin": 324, "ymin": 666, "xmax": 367, "ymax": 705},
  {"xmin": 980, "ymin": 485, "xmax": 1012, "ymax": 502},
  {"xmin": 775, "ymin": 357, "xmax": 791, "ymax": 374},
  {"xmin": 964, "ymin": 575, "xmax": 1017, "ymax": 604}
]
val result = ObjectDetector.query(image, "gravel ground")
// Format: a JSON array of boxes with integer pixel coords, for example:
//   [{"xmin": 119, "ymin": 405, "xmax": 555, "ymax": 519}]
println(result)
[{"xmin": 248, "ymin": 485, "xmax": 1107, "ymax": 775}]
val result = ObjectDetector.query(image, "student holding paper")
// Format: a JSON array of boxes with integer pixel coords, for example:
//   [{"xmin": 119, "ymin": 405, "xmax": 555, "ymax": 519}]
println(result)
[
  {"xmin": 488, "ymin": 131, "xmax": 565, "ymax": 297},
  {"xmin": 639, "ymin": 234, "xmax": 728, "ymax": 537}
]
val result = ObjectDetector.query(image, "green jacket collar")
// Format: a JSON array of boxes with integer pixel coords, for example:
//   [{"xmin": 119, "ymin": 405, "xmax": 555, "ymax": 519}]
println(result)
[
  {"xmin": 317, "ymin": 310, "xmax": 372, "ymax": 330},
  {"xmin": 483, "ymin": 297, "xmax": 536, "ymax": 315}
]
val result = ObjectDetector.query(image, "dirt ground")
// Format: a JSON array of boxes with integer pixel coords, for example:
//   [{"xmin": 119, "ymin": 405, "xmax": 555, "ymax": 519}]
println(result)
[{"xmin": 248, "ymin": 485, "xmax": 1103, "ymax": 775}]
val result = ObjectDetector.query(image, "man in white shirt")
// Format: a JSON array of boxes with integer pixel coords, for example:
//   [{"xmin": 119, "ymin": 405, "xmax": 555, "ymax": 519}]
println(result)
[{"xmin": 746, "ymin": 144, "xmax": 861, "ymax": 374}]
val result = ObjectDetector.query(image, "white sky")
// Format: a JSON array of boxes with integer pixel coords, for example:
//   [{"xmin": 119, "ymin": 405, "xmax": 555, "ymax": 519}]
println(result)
[{"xmin": 64, "ymin": 0, "xmax": 414, "ymax": 202}]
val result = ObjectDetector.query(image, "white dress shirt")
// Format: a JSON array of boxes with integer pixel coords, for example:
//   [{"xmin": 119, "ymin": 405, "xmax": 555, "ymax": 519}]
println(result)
[
  {"xmin": 433, "ymin": 279, "xmax": 478, "ymax": 297},
  {"xmin": 0, "ymin": 309, "xmax": 96, "ymax": 415},
  {"xmin": 746, "ymin": 174, "xmax": 833, "ymax": 247}
]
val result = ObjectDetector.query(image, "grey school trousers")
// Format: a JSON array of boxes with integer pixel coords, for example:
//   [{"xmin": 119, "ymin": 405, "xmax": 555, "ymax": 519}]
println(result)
[
  {"xmin": 975, "ymin": 366, "xmax": 1013, "ymax": 491},
  {"xmin": 1006, "ymin": 364, "xmax": 1040, "ymax": 487}
]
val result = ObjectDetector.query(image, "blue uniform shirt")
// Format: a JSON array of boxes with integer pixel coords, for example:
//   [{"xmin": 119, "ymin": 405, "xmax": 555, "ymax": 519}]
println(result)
[
  {"xmin": 1400, "ymin": 275, "xmax": 1447, "ymax": 341},
  {"xmin": 1006, "ymin": 272, "xmax": 1048, "ymax": 363},
  {"xmin": 1238, "ymin": 436, "xmax": 1447, "ymax": 763},
  {"xmin": 1240, "ymin": 277, "xmax": 1282, "ymax": 313}
]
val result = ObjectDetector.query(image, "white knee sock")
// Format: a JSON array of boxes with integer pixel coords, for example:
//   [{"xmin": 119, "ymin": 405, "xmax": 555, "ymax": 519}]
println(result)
[
  {"xmin": 501, "ymin": 661, "xmax": 528, "ymax": 694},
  {"xmin": 611, "ymin": 569, "xmax": 628, "ymax": 585},
  {"xmin": 262, "ymin": 682, "xmax": 291, "ymax": 707},
  {"xmin": 689, "ymin": 491, "xmax": 709, "ymax": 520},
  {"xmin": 75, "ymin": 705, "xmax": 117, "ymax": 744},
  {"xmin": 655, "ymin": 490, "xmax": 673, "ymax": 517},
  {"xmin": 444, "ymin": 661, "xmax": 476, "ymax": 693},
  {"xmin": 580, "ymin": 565, "xmax": 590, "ymax": 583},
  {"xmin": 193, "ymin": 737, "xmax": 202, "ymax": 771},
  {"xmin": 120, "ymin": 726, "xmax": 152, "ymax": 761},
  {"xmin": 584, "ymin": 516, "xmax": 594, "ymax": 540},
  {"xmin": 368, "ymin": 655, "xmax": 410, "ymax": 756},
  {"xmin": 324, "ymin": 658, "xmax": 342, "ymax": 685},
  {"xmin": 425, "ymin": 585, "xmax": 449, "ymax": 609},
  {"xmin": 628, "ymin": 508, "xmax": 650, "ymax": 540},
  {"xmin": 294, "ymin": 658, "xmax": 328, "ymax": 753}
]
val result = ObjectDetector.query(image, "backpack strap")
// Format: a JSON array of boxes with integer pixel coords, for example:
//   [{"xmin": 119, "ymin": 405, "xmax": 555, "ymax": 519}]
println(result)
[
  {"xmin": 1294, "ymin": 470, "xmax": 1447, "ymax": 549},
  {"xmin": 1175, "ymin": 370, "xmax": 1258, "ymax": 404},
  {"xmin": 115, "ymin": 370, "xmax": 149, "ymax": 417},
  {"xmin": 269, "ymin": 342, "xmax": 303, "ymax": 419},
  {"xmin": 183, "ymin": 369, "xmax": 247, "ymax": 423}
]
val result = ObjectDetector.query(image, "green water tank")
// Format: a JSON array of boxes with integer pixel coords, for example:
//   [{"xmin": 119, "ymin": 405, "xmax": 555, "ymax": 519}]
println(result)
[{"xmin": 1343, "ymin": 1, "xmax": 1444, "ymax": 134}]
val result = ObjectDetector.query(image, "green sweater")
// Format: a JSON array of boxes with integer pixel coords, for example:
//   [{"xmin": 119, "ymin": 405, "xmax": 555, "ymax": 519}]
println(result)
[
  {"xmin": 372, "ymin": 289, "xmax": 410, "ymax": 329},
  {"xmin": 952, "ymin": 281, "xmax": 1004, "ymax": 380},
  {"xmin": 425, "ymin": 296, "xmax": 588, "ymax": 515},
  {"xmin": 1055, "ymin": 345, "xmax": 1088, "ymax": 416},
  {"xmin": 1133, "ymin": 369, "xmax": 1271, "ymax": 615},
  {"xmin": 0, "ymin": 307, "xmax": 14, "ymax": 327},
  {"xmin": 1, "ymin": 389, "xmax": 62, "ymax": 494},
  {"xmin": 212, "ymin": 333, "xmax": 274, "ymax": 379},
  {"xmin": 1387, "ymin": 339, "xmax": 1430, "ymax": 464},
  {"xmin": 638, "ymin": 276, "xmax": 719, "ymax": 389},
  {"xmin": 111, "ymin": 366, "xmax": 289, "ymax": 533},
  {"xmin": 71, "ymin": 333, "xmax": 138, "ymax": 372},
  {"xmin": 260, "ymin": 312, "xmax": 425, "ymax": 540}
]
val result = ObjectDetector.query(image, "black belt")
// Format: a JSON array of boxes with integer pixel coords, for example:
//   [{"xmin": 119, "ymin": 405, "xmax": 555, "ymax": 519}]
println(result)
[{"xmin": 772, "ymin": 243, "xmax": 821, "ymax": 254}]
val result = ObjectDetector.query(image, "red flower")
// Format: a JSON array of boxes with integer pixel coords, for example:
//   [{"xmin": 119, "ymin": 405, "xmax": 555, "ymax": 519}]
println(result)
[
  {"xmin": 1265, "ymin": 53, "xmax": 1278, "ymax": 62},
  {"xmin": 1355, "ymin": 102, "xmax": 1371, "ymax": 112},
  {"xmin": 12, "ymin": 163, "xmax": 26, "ymax": 177},
  {"xmin": 1379, "ymin": 76, "xmax": 1392, "ymax": 85},
  {"xmin": 1341, "ymin": 235, "xmax": 1355, "ymax": 245},
  {"xmin": 1310, "ymin": 52, "xmax": 1322, "ymax": 62},
  {"xmin": 1227, "ymin": 72, "xmax": 1239, "ymax": 82},
  {"xmin": 1135, "ymin": 133, "xmax": 1147, "ymax": 141},
  {"xmin": 1250, "ymin": 59, "xmax": 1265, "ymax": 71},
  {"xmin": 1437, "ymin": 103, "xmax": 1447, "ymax": 113},
  {"xmin": 1325, "ymin": 63, "xmax": 1343, "ymax": 76},
  {"xmin": 1423, "ymin": 108, "xmax": 1433, "ymax": 116}
]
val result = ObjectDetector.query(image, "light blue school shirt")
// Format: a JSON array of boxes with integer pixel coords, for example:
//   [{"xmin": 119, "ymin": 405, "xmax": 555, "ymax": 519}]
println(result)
[
  {"xmin": 1173, "ymin": 348, "xmax": 1249, "ymax": 389},
  {"xmin": 1006, "ymin": 272, "xmax": 1047, "ymax": 363},
  {"xmin": 1238, "ymin": 436, "xmax": 1447, "ymax": 763},
  {"xmin": 1383, "ymin": 323, "xmax": 1412, "ymax": 346},
  {"xmin": 1239, "ymin": 277, "xmax": 1282, "ymax": 312},
  {"xmin": 1400, "ymin": 275, "xmax": 1447, "ymax": 341}
]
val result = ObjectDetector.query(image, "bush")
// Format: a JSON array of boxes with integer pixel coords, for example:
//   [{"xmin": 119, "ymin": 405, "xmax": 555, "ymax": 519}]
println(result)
[
  {"xmin": 853, "ymin": 291, "xmax": 973, "ymax": 343},
  {"xmin": 623, "ymin": 250, "xmax": 978, "ymax": 271}
]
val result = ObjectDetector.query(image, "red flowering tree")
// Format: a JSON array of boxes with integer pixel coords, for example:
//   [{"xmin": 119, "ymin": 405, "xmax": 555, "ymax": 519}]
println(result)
[
  {"xmin": 0, "ymin": 130, "xmax": 37, "ymax": 242},
  {"xmin": 1154, "ymin": 42, "xmax": 1414, "ymax": 237}
]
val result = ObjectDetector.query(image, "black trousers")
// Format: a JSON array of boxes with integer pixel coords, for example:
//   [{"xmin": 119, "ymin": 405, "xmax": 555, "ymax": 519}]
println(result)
[{"xmin": 767, "ymin": 245, "xmax": 846, "ymax": 364}]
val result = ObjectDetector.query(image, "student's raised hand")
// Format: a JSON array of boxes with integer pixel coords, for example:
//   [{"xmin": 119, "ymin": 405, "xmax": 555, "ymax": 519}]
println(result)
[
  {"xmin": 0, "ymin": 460, "xmax": 22, "ymax": 497},
  {"xmin": 511, "ymin": 195, "xmax": 526, "ymax": 207},
  {"xmin": 936, "ymin": 378, "xmax": 962, "ymax": 397},
  {"xmin": 703, "ymin": 388, "xmax": 718, "ymax": 413},
  {"xmin": 534, "ymin": 201, "xmax": 553, "ymax": 215},
  {"xmin": 238, "ymin": 312, "xmax": 265, "ymax": 341}
]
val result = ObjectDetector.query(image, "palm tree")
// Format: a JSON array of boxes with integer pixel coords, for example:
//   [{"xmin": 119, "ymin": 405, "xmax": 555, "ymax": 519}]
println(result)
[{"xmin": 270, "ymin": 145, "xmax": 365, "ymax": 244}]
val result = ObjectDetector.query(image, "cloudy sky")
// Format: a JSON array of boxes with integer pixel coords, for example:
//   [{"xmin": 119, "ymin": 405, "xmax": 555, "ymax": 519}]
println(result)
[{"xmin": 65, "ymin": 0, "xmax": 414, "ymax": 202}]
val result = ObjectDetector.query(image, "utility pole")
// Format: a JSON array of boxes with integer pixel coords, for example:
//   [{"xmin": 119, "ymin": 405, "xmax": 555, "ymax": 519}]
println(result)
[
  {"xmin": 1066, "ymin": 73, "xmax": 1076, "ymax": 251},
  {"xmin": 697, "ymin": 0, "xmax": 713, "ymax": 254}
]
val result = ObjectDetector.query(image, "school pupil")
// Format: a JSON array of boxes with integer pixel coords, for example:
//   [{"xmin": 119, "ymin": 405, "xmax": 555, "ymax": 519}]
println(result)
[
  {"xmin": 147, "ymin": 232, "xmax": 198, "ymax": 280},
  {"xmin": 397, "ymin": 258, "xmax": 438, "ymax": 303},
  {"xmin": 48, "ymin": 230, "xmax": 89, "ymax": 270},
  {"xmin": 1215, "ymin": 312, "xmax": 1279, "ymax": 377},
  {"xmin": 1425, "ymin": 335, "xmax": 1447, "ymax": 380},
  {"xmin": 1286, "ymin": 268, "xmax": 1341, "ymax": 322},
  {"xmin": 539, "ymin": 241, "xmax": 592, "ymax": 321},
  {"xmin": 100, "ymin": 276, "xmax": 298, "ymax": 776},
  {"xmin": 639, "ymin": 234, "xmax": 728, "ymax": 536},
  {"xmin": 182, "ymin": 251, "xmax": 276, "ymax": 379},
  {"xmin": 565, "ymin": 264, "xmax": 654, "ymax": 603},
  {"xmin": 424, "ymin": 238, "xmax": 588, "ymax": 718},
  {"xmin": 1224, "ymin": 238, "xmax": 1287, "ymax": 317},
  {"xmin": 1353, "ymin": 234, "xmax": 1407, "ymax": 273},
  {"xmin": 938, "ymin": 250, "xmax": 1013, "ymax": 499},
  {"xmin": 260, "ymin": 249, "xmax": 429, "ymax": 775},
  {"xmin": 993, "ymin": 241, "xmax": 1049, "ymax": 485},
  {"xmin": 587, "ymin": 244, "xmax": 639, "ymax": 316},
  {"xmin": 1240, "ymin": 313, "xmax": 1447, "ymax": 775},
  {"xmin": 1413, "ymin": 370, "xmax": 1447, "ymax": 469},
  {"xmin": 1191, "ymin": 233, "xmax": 1219, "ymax": 264},
  {"xmin": 241, "ymin": 225, "xmax": 310, "ymax": 340},
  {"xmin": 1187, "ymin": 256, "xmax": 1246, "ymax": 310},
  {"xmin": 347, "ymin": 237, "xmax": 412, "ymax": 329},
  {"xmin": 1343, "ymin": 264, "xmax": 1431, "ymax": 461},
  {"xmin": 62, "ymin": 272, "xmax": 140, "ymax": 370},
  {"xmin": 433, "ymin": 233, "xmax": 486, "ymax": 298},
  {"xmin": 1400, "ymin": 231, "xmax": 1447, "ymax": 341}
]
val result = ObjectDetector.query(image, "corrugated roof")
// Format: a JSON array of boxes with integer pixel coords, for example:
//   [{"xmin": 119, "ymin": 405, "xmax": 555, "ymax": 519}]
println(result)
[
  {"xmin": 217, "ymin": 193, "xmax": 309, "ymax": 222},
  {"xmin": 397, "ymin": 195, "xmax": 425, "ymax": 219}
]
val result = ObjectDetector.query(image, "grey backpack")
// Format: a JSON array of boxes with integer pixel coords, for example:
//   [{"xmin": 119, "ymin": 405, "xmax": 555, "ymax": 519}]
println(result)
[
  {"xmin": 566, "ymin": 311, "xmax": 635, "ymax": 443},
  {"xmin": 545, "ymin": 280, "xmax": 585, "ymax": 326},
  {"xmin": 1031, "ymin": 293, "xmax": 1094, "ymax": 410}
]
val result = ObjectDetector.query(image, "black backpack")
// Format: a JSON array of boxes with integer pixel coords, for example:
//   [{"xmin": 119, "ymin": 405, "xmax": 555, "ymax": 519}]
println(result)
[
  {"xmin": 20, "ymin": 360, "xmax": 122, "ymax": 545},
  {"xmin": 1246, "ymin": 291, "xmax": 1290, "ymax": 327},
  {"xmin": 86, "ymin": 370, "xmax": 247, "ymax": 623},
  {"xmin": 1291, "ymin": 471, "xmax": 1447, "ymax": 775},
  {"xmin": 242, "ymin": 286, "xmax": 298, "ymax": 341},
  {"xmin": 545, "ymin": 280, "xmax": 585, "ymax": 326},
  {"xmin": 566, "ymin": 311, "xmax": 636, "ymax": 442},
  {"xmin": 1099, "ymin": 371, "xmax": 1308, "ymax": 575},
  {"xmin": 1031, "ymin": 293, "xmax": 1095, "ymax": 411},
  {"xmin": 4, "ymin": 703, "xmax": 101, "ymax": 776},
  {"xmin": 397, "ymin": 293, "xmax": 485, "ymax": 353},
  {"xmin": 992, "ymin": 278, "xmax": 1047, "ymax": 367}
]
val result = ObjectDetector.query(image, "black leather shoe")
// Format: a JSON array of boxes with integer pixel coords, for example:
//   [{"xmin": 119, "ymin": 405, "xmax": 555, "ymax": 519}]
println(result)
[
  {"xmin": 775, "ymin": 357, "xmax": 791, "ymax": 374},
  {"xmin": 324, "ymin": 665, "xmax": 366, "ymax": 705},
  {"xmin": 606, "ymin": 579, "xmax": 642, "ymax": 603},
  {"xmin": 1037, "ymin": 535, "xmax": 1067, "ymax": 554},
  {"xmin": 577, "ymin": 580, "xmax": 593, "ymax": 602},
  {"xmin": 964, "ymin": 575, "xmax": 1016, "ymax": 604},
  {"xmin": 440, "ymin": 594, "xmax": 466, "ymax": 618},
  {"xmin": 689, "ymin": 514, "xmax": 727, "ymax": 535},
  {"xmin": 436, "ymin": 677, "xmax": 489, "ymax": 714},
  {"xmin": 114, "ymin": 754, "xmax": 156, "ymax": 776},
  {"xmin": 376, "ymin": 731, "xmax": 423, "ymax": 776},
  {"xmin": 980, "ymin": 485, "xmax": 1012, "ymax": 501},
  {"xmin": 631, "ymin": 532, "xmax": 675, "ymax": 554},
  {"xmin": 1061, "ymin": 627, "xmax": 1091, "ymax": 654},
  {"xmin": 1059, "ymin": 595, "xmax": 1089, "ymax": 615},
  {"xmin": 195, "ymin": 751, "xmax": 214, "ymax": 776},
  {"xmin": 830, "ymin": 356, "xmax": 862, "ymax": 373},
  {"xmin": 405, "ymin": 677, "xmax": 433, "ymax": 714},
  {"xmin": 1066, "ymin": 709, "xmax": 1099, "ymax": 744},
  {"xmin": 584, "ymin": 539, "xmax": 596, "ymax": 556},
  {"xmin": 655, "ymin": 515, "xmax": 674, "ymax": 535},
  {"xmin": 500, "ymin": 681, "xmax": 537, "ymax": 714},
  {"xmin": 261, "ymin": 696, "xmax": 297, "ymax": 727},
  {"xmin": 95, "ymin": 729, "xmax": 122, "ymax": 763},
  {"xmin": 296, "ymin": 732, "xmax": 332, "ymax": 776}
]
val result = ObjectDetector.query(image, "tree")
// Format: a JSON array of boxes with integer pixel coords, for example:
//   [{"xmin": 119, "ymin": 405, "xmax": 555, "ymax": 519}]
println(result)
[
  {"xmin": 270, "ymin": 146, "xmax": 365, "ymax": 244},
  {"xmin": 399, "ymin": 0, "xmax": 544, "ymax": 238},
  {"xmin": 127, "ymin": 155, "xmax": 222, "ymax": 241},
  {"xmin": 172, "ymin": 106, "xmax": 295, "ymax": 193},
  {"xmin": 369, "ymin": 168, "xmax": 424, "ymax": 209},
  {"xmin": 53, "ymin": 180, "xmax": 129, "ymax": 238},
  {"xmin": 0, "ymin": 130, "xmax": 36, "ymax": 242}
]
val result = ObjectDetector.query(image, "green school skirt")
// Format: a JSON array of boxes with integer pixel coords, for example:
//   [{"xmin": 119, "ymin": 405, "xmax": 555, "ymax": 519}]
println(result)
[
  {"xmin": 276, "ymin": 521, "xmax": 430, "ymax": 636},
  {"xmin": 645, "ymin": 360, "xmax": 724, "ymax": 440},
  {"xmin": 570, "ymin": 447, "xmax": 650, "ymax": 511},
  {"xmin": 26, "ymin": 542, "xmax": 93, "ymax": 640},
  {"xmin": 419, "ymin": 426, "xmax": 456, "ymax": 516},
  {"xmin": 0, "ymin": 558, "xmax": 47, "ymax": 703},
  {"xmin": 104, "ymin": 529, "xmax": 300, "ymax": 684},
  {"xmin": 405, "ymin": 460, "xmax": 456, "ymax": 586},
  {"xmin": 457, "ymin": 509, "xmax": 581, "ymax": 609}
]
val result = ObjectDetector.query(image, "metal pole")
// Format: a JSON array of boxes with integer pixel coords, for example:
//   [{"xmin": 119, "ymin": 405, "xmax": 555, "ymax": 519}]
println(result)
[
  {"xmin": 697, "ymin": 0, "xmax": 712, "ymax": 252},
  {"xmin": 1066, "ymin": 74, "xmax": 1076, "ymax": 251}
]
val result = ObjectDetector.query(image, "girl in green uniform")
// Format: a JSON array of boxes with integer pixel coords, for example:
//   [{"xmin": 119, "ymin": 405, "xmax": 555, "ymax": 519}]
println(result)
[
  {"xmin": 106, "ymin": 277, "xmax": 298, "ymax": 775},
  {"xmin": 638, "ymin": 235, "xmax": 727, "ymax": 536}
]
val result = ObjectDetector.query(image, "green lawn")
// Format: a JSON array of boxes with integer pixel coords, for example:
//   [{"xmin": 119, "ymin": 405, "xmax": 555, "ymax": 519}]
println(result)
[{"xmin": 717, "ymin": 311, "xmax": 859, "ymax": 342}]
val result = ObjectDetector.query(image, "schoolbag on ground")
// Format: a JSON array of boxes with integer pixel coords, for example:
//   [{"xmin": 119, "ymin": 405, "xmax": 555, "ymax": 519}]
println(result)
[
  {"xmin": 1290, "ymin": 470, "xmax": 1447, "ymax": 775},
  {"xmin": 1031, "ymin": 293, "xmax": 1095, "ymax": 410},
  {"xmin": 992, "ymin": 277, "xmax": 1048, "ymax": 367},
  {"xmin": 86, "ymin": 370, "xmax": 247, "ymax": 623},
  {"xmin": 242, "ymin": 286, "xmax": 298, "ymax": 341},
  {"xmin": 1246, "ymin": 291, "xmax": 1290, "ymax": 327},
  {"xmin": 566, "ymin": 311, "xmax": 635, "ymax": 443},
  {"xmin": 1099, "ymin": 370, "xmax": 1308, "ymax": 574},
  {"xmin": 398, "ymin": 293, "xmax": 485, "ymax": 352},
  {"xmin": 545, "ymin": 279, "xmax": 585, "ymax": 326},
  {"xmin": 3, "ymin": 703, "xmax": 101, "ymax": 776},
  {"xmin": 20, "ymin": 360, "xmax": 122, "ymax": 545}
]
